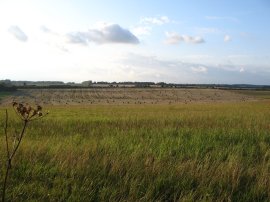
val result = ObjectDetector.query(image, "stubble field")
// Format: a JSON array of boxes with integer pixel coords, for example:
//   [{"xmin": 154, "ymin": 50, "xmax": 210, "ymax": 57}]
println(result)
[
  {"xmin": 0, "ymin": 88, "xmax": 256, "ymax": 106},
  {"xmin": 0, "ymin": 88, "xmax": 270, "ymax": 201}
]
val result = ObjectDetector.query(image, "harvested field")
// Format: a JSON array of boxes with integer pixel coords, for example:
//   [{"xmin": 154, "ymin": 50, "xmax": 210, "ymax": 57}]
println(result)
[{"xmin": 0, "ymin": 88, "xmax": 257, "ymax": 106}]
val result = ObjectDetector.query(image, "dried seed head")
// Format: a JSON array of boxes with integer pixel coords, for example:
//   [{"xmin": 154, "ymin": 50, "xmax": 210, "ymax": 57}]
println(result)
[
  {"xmin": 13, "ymin": 102, "xmax": 46, "ymax": 121},
  {"xmin": 26, "ymin": 106, "xmax": 32, "ymax": 113},
  {"xmin": 32, "ymin": 110, "xmax": 37, "ymax": 116},
  {"xmin": 22, "ymin": 106, "xmax": 27, "ymax": 113}
]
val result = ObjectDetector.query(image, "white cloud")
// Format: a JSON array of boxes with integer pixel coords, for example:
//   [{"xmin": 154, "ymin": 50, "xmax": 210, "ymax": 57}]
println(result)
[
  {"xmin": 205, "ymin": 16, "xmax": 239, "ymax": 23},
  {"xmin": 165, "ymin": 32, "xmax": 205, "ymax": 44},
  {"xmin": 40, "ymin": 25, "xmax": 52, "ymax": 33},
  {"xmin": 191, "ymin": 66, "xmax": 208, "ymax": 73},
  {"xmin": 183, "ymin": 55, "xmax": 213, "ymax": 60},
  {"xmin": 164, "ymin": 32, "xmax": 182, "ymax": 44},
  {"xmin": 131, "ymin": 26, "xmax": 152, "ymax": 36},
  {"xmin": 195, "ymin": 27, "xmax": 221, "ymax": 35},
  {"xmin": 140, "ymin": 16, "xmax": 170, "ymax": 25},
  {"xmin": 8, "ymin": 26, "xmax": 28, "ymax": 42},
  {"xmin": 239, "ymin": 67, "xmax": 245, "ymax": 72},
  {"xmin": 224, "ymin": 35, "xmax": 231, "ymax": 42},
  {"xmin": 67, "ymin": 32, "xmax": 87, "ymax": 45},
  {"xmin": 38, "ymin": 25, "xmax": 69, "ymax": 52},
  {"xmin": 67, "ymin": 24, "xmax": 139, "ymax": 45}
]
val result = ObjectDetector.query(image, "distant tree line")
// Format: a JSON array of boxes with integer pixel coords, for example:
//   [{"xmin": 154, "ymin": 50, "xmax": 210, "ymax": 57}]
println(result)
[
  {"xmin": 0, "ymin": 83, "xmax": 17, "ymax": 92},
  {"xmin": 1, "ymin": 79, "xmax": 270, "ymax": 90}
]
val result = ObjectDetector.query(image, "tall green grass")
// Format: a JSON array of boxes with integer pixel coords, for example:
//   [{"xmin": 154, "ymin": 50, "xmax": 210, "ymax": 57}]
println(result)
[{"xmin": 1, "ymin": 101, "xmax": 270, "ymax": 201}]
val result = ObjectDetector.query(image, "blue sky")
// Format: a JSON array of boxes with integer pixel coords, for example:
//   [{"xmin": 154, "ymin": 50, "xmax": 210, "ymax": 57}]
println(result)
[{"xmin": 0, "ymin": 0, "xmax": 269, "ymax": 84}]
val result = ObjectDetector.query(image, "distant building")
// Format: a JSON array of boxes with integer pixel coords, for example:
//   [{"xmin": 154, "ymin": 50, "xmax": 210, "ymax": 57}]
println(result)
[{"xmin": 81, "ymin": 80, "xmax": 93, "ymax": 86}]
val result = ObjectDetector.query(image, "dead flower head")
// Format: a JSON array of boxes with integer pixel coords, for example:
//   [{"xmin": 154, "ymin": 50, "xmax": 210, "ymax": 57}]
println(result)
[{"xmin": 12, "ymin": 102, "xmax": 48, "ymax": 121}]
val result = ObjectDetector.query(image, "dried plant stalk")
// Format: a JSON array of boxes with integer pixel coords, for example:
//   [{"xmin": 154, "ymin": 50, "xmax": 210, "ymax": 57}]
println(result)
[{"xmin": 2, "ymin": 102, "xmax": 48, "ymax": 202}]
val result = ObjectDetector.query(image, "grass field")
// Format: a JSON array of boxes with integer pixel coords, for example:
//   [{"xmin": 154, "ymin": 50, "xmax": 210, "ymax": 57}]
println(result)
[
  {"xmin": 234, "ymin": 90, "xmax": 270, "ymax": 99},
  {"xmin": 1, "ymin": 97, "xmax": 270, "ymax": 201}
]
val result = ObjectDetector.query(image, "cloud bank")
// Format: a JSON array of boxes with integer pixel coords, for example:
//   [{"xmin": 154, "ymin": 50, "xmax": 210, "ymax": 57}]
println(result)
[
  {"xmin": 8, "ymin": 26, "xmax": 28, "ymax": 42},
  {"xmin": 191, "ymin": 66, "xmax": 208, "ymax": 73},
  {"xmin": 165, "ymin": 32, "xmax": 205, "ymax": 44},
  {"xmin": 119, "ymin": 53, "xmax": 270, "ymax": 84},
  {"xmin": 67, "ymin": 24, "xmax": 139, "ymax": 45}
]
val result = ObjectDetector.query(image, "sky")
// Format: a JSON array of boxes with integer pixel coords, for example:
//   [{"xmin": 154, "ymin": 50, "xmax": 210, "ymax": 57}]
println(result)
[{"xmin": 0, "ymin": 0, "xmax": 270, "ymax": 84}]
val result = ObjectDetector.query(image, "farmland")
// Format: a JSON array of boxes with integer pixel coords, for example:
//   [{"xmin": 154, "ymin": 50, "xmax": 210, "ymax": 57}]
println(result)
[
  {"xmin": 0, "ymin": 88, "xmax": 270, "ymax": 201},
  {"xmin": 234, "ymin": 90, "xmax": 270, "ymax": 100},
  {"xmin": 0, "ymin": 92, "xmax": 12, "ymax": 101},
  {"xmin": 0, "ymin": 88, "xmax": 258, "ymax": 106}
]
